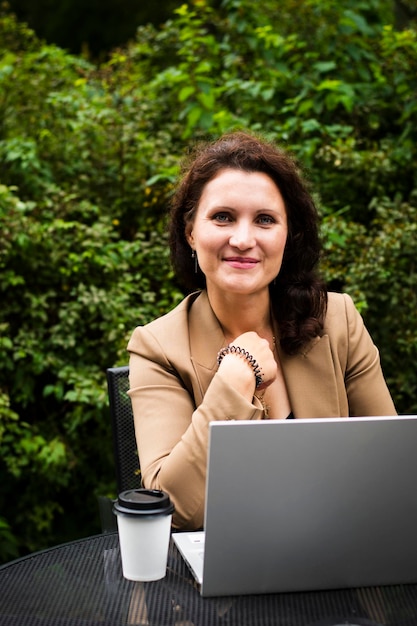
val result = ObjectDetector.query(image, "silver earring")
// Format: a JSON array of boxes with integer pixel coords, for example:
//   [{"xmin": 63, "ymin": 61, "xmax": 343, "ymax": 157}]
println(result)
[{"xmin": 192, "ymin": 250, "xmax": 198, "ymax": 273}]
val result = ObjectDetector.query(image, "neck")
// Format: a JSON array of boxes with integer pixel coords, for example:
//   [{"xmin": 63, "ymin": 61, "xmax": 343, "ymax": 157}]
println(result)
[{"xmin": 206, "ymin": 288, "xmax": 273, "ymax": 342}]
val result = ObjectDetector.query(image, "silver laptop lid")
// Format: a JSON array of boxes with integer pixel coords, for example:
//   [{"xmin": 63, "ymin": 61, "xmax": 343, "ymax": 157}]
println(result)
[{"xmin": 201, "ymin": 416, "xmax": 417, "ymax": 597}]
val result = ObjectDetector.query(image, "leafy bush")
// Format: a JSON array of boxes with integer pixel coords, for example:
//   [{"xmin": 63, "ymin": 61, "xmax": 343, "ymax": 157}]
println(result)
[
  {"xmin": 0, "ymin": 0, "xmax": 416, "ymax": 561},
  {"xmin": 0, "ymin": 179, "xmax": 181, "ymax": 557}
]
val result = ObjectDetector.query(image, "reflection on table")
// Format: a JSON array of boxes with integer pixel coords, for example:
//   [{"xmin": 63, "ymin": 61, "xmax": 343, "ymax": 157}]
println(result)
[{"xmin": 1, "ymin": 532, "xmax": 417, "ymax": 625}]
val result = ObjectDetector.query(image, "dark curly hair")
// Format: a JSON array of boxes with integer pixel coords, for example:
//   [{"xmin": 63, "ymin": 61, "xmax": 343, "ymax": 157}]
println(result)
[{"xmin": 169, "ymin": 131, "xmax": 327, "ymax": 355}]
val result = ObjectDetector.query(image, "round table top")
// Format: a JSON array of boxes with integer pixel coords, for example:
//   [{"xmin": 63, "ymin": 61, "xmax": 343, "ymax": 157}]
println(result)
[{"xmin": 1, "ymin": 532, "xmax": 417, "ymax": 625}]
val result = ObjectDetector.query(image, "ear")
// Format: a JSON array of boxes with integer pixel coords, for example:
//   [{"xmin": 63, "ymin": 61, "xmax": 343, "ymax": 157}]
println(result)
[{"xmin": 185, "ymin": 222, "xmax": 194, "ymax": 248}]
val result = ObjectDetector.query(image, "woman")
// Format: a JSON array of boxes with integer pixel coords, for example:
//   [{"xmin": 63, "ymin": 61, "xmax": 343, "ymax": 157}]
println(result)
[{"xmin": 127, "ymin": 131, "xmax": 396, "ymax": 530}]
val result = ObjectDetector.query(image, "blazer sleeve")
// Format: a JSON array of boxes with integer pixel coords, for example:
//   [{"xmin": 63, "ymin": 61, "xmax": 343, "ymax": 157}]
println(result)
[
  {"xmin": 342, "ymin": 294, "xmax": 396, "ymax": 417},
  {"xmin": 127, "ymin": 325, "xmax": 262, "ymax": 530}
]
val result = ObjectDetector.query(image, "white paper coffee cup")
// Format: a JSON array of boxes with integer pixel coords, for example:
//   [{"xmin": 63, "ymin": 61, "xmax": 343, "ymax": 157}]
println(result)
[{"xmin": 113, "ymin": 489, "xmax": 174, "ymax": 581}]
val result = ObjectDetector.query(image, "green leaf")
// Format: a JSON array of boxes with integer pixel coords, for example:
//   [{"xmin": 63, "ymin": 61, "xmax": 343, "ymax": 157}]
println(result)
[{"xmin": 178, "ymin": 85, "xmax": 195, "ymax": 102}]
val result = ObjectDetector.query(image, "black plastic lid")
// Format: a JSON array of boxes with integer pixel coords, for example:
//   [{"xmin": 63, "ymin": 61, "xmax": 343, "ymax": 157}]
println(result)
[{"xmin": 113, "ymin": 489, "xmax": 174, "ymax": 517}]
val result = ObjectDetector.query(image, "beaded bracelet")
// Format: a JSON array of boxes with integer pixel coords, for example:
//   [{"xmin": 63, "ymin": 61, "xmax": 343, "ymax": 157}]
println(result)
[{"xmin": 217, "ymin": 345, "xmax": 263, "ymax": 389}]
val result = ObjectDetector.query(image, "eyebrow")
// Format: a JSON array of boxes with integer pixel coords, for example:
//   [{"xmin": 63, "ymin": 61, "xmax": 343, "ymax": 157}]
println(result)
[{"xmin": 209, "ymin": 206, "xmax": 284, "ymax": 214}]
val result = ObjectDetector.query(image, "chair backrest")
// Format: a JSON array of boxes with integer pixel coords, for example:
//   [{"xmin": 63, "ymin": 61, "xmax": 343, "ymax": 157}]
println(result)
[{"xmin": 106, "ymin": 366, "xmax": 141, "ymax": 494}]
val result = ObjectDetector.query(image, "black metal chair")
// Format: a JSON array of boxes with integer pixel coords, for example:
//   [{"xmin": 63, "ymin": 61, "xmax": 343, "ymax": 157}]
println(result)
[
  {"xmin": 106, "ymin": 366, "xmax": 141, "ymax": 493},
  {"xmin": 99, "ymin": 365, "xmax": 141, "ymax": 532}
]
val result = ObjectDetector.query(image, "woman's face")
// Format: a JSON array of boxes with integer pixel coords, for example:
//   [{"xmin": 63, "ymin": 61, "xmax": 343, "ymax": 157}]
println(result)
[{"xmin": 185, "ymin": 168, "xmax": 288, "ymax": 300}]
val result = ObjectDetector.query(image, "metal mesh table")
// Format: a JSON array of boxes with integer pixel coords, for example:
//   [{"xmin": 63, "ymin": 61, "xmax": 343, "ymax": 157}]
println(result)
[{"xmin": 1, "ymin": 532, "xmax": 417, "ymax": 625}]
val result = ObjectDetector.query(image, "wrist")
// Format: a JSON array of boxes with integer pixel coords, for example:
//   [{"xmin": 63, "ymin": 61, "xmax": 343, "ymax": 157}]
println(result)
[
  {"xmin": 217, "ymin": 345, "xmax": 263, "ymax": 389},
  {"xmin": 216, "ymin": 353, "xmax": 257, "ymax": 398}
]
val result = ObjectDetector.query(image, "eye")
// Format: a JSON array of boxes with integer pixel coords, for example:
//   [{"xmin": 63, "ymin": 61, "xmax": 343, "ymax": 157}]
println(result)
[
  {"xmin": 212, "ymin": 212, "xmax": 232, "ymax": 223},
  {"xmin": 256, "ymin": 214, "xmax": 276, "ymax": 225}
]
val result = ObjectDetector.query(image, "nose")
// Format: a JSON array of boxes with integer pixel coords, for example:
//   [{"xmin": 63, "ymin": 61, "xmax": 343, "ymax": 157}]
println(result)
[{"xmin": 229, "ymin": 221, "xmax": 256, "ymax": 250}]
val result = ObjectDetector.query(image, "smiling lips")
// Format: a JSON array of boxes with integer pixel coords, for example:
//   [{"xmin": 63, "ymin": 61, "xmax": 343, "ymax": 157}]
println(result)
[{"xmin": 224, "ymin": 256, "xmax": 259, "ymax": 269}]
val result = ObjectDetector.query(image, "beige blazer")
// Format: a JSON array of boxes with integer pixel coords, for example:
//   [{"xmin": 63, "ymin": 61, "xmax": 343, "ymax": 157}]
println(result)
[{"xmin": 127, "ymin": 290, "xmax": 396, "ymax": 529}]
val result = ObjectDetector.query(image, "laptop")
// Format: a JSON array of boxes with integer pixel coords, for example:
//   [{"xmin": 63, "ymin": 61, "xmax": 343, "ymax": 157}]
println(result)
[{"xmin": 173, "ymin": 416, "xmax": 417, "ymax": 597}]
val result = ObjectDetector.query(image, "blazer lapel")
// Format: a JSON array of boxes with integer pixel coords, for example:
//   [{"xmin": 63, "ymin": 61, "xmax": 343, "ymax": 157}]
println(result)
[
  {"xmin": 278, "ymin": 336, "xmax": 342, "ymax": 418},
  {"xmin": 188, "ymin": 291, "xmax": 226, "ymax": 405}
]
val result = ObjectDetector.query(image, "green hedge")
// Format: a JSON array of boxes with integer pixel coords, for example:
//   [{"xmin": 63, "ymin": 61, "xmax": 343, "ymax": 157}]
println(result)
[{"xmin": 0, "ymin": 0, "xmax": 416, "ymax": 561}]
